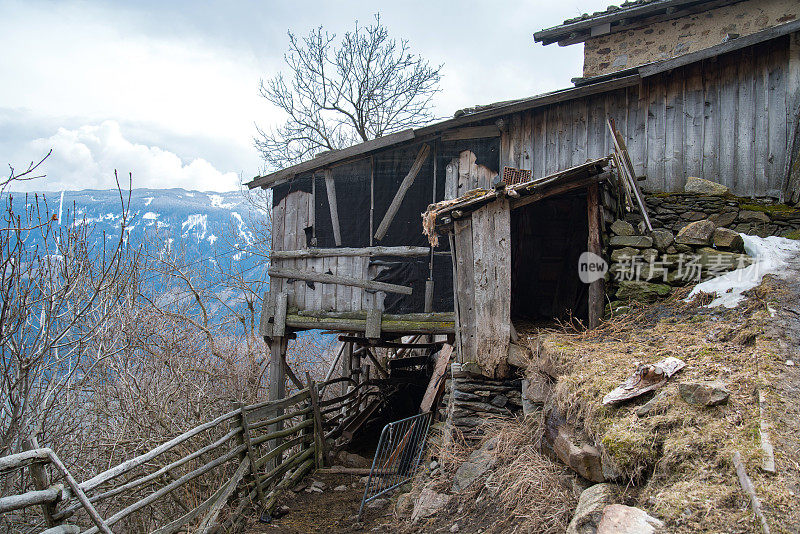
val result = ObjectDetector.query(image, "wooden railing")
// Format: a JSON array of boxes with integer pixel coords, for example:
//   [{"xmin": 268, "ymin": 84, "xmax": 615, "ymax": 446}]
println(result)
[{"xmin": 0, "ymin": 373, "xmax": 360, "ymax": 534}]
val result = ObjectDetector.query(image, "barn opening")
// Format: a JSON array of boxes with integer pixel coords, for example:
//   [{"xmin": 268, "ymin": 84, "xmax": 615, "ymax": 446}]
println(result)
[{"xmin": 510, "ymin": 191, "xmax": 589, "ymax": 326}]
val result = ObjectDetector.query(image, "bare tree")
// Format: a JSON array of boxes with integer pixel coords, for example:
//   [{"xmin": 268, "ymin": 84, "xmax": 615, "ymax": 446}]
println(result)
[{"xmin": 256, "ymin": 14, "xmax": 442, "ymax": 169}]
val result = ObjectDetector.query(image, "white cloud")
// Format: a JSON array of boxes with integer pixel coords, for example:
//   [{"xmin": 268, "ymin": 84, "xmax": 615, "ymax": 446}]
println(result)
[{"xmin": 26, "ymin": 121, "xmax": 239, "ymax": 191}]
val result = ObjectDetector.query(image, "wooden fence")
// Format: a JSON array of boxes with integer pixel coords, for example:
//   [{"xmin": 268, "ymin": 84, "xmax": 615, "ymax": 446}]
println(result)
[{"xmin": 0, "ymin": 373, "xmax": 379, "ymax": 534}]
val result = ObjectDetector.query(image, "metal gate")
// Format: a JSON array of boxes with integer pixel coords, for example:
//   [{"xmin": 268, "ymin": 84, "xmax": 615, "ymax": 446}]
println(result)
[{"xmin": 358, "ymin": 411, "xmax": 433, "ymax": 518}]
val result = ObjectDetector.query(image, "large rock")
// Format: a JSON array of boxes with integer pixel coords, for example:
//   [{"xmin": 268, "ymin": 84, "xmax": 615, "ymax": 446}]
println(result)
[
  {"xmin": 650, "ymin": 229, "xmax": 675, "ymax": 251},
  {"xmin": 676, "ymin": 219, "xmax": 716, "ymax": 246},
  {"xmin": 709, "ymin": 210, "xmax": 738, "ymax": 227},
  {"xmin": 522, "ymin": 371, "xmax": 552, "ymax": 409},
  {"xmin": 684, "ymin": 176, "xmax": 729, "ymax": 196},
  {"xmin": 551, "ymin": 426, "xmax": 606, "ymax": 483},
  {"xmin": 738, "ymin": 210, "xmax": 770, "ymax": 223},
  {"xmin": 679, "ymin": 382, "xmax": 730, "ymax": 406},
  {"xmin": 615, "ymin": 281, "xmax": 671, "ymax": 303},
  {"xmin": 596, "ymin": 504, "xmax": 664, "ymax": 533},
  {"xmin": 452, "ymin": 437, "xmax": 497, "ymax": 492},
  {"xmin": 712, "ymin": 227, "xmax": 745, "ymax": 252},
  {"xmin": 609, "ymin": 235, "xmax": 653, "ymax": 248},
  {"xmin": 507, "ymin": 342, "xmax": 531, "ymax": 368},
  {"xmin": 395, "ymin": 492, "xmax": 417, "ymax": 517},
  {"xmin": 610, "ymin": 219, "xmax": 635, "ymax": 236},
  {"xmin": 610, "ymin": 246, "xmax": 639, "ymax": 262},
  {"xmin": 696, "ymin": 247, "xmax": 752, "ymax": 271},
  {"xmin": 411, "ymin": 487, "xmax": 451, "ymax": 522},
  {"xmin": 566, "ymin": 483, "xmax": 620, "ymax": 534}
]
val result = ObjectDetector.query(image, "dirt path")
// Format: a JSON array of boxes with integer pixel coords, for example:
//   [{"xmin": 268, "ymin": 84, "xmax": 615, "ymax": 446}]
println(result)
[
  {"xmin": 757, "ymin": 258, "xmax": 800, "ymax": 531},
  {"xmin": 242, "ymin": 472, "xmax": 396, "ymax": 534}
]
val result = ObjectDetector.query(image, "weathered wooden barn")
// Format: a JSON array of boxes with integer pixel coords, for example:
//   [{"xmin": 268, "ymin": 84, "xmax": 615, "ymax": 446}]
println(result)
[{"xmin": 249, "ymin": 0, "xmax": 800, "ymax": 417}]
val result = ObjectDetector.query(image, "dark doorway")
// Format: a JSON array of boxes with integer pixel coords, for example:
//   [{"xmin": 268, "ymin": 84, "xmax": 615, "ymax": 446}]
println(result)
[{"xmin": 510, "ymin": 191, "xmax": 589, "ymax": 324}]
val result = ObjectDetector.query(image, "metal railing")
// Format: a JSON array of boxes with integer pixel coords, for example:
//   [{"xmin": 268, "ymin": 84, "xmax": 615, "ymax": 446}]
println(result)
[{"xmin": 358, "ymin": 411, "xmax": 433, "ymax": 519}]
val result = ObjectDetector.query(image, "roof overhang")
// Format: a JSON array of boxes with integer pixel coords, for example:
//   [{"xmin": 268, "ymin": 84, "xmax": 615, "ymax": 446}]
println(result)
[
  {"xmin": 246, "ymin": 75, "xmax": 639, "ymax": 190},
  {"xmin": 533, "ymin": 0, "xmax": 740, "ymax": 47}
]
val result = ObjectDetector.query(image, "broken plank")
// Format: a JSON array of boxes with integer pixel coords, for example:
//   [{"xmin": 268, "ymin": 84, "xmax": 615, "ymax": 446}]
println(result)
[
  {"xmin": 273, "ymin": 293, "xmax": 288, "ymax": 338},
  {"xmin": 268, "ymin": 267, "xmax": 412, "ymax": 295},
  {"xmin": 420, "ymin": 344, "xmax": 454, "ymax": 413},
  {"xmin": 365, "ymin": 309, "xmax": 382, "ymax": 339},
  {"xmin": 324, "ymin": 169, "xmax": 342, "ymax": 246},
  {"xmin": 374, "ymin": 143, "xmax": 430, "ymax": 241}
]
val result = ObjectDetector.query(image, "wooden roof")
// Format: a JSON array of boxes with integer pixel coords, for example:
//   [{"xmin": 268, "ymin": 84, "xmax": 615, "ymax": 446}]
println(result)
[{"xmin": 533, "ymin": 0, "xmax": 741, "ymax": 46}]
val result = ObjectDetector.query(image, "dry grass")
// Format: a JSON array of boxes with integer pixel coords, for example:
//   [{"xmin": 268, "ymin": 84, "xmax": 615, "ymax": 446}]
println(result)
[
  {"xmin": 481, "ymin": 418, "xmax": 576, "ymax": 534},
  {"xmin": 515, "ymin": 288, "xmax": 780, "ymax": 533}
]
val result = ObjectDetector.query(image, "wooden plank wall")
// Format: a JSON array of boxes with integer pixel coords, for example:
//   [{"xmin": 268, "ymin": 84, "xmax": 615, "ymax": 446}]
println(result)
[
  {"xmin": 271, "ymin": 190, "xmax": 385, "ymax": 313},
  {"xmin": 451, "ymin": 200, "xmax": 511, "ymax": 379},
  {"xmin": 501, "ymin": 37, "xmax": 793, "ymax": 198}
]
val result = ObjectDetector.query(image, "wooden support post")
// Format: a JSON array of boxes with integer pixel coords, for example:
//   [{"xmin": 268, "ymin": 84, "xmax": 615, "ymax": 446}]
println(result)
[
  {"xmin": 374, "ymin": 143, "xmax": 430, "ymax": 241},
  {"xmin": 273, "ymin": 292, "xmax": 288, "ymax": 338},
  {"xmin": 267, "ymin": 337, "xmax": 287, "ymax": 471},
  {"xmin": 366, "ymin": 309, "xmax": 382, "ymax": 339},
  {"xmin": 236, "ymin": 403, "xmax": 267, "ymax": 510},
  {"xmin": 424, "ymin": 280, "xmax": 435, "ymax": 313},
  {"xmin": 370, "ymin": 156, "xmax": 375, "ymax": 246},
  {"xmin": 305, "ymin": 372, "xmax": 327, "ymax": 468},
  {"xmin": 324, "ymin": 169, "xmax": 342, "ymax": 246},
  {"xmin": 587, "ymin": 182, "xmax": 604, "ymax": 329},
  {"xmin": 21, "ymin": 438, "xmax": 57, "ymax": 528},
  {"xmin": 342, "ymin": 341, "xmax": 353, "ymax": 396},
  {"xmin": 259, "ymin": 291, "xmax": 274, "ymax": 338},
  {"xmin": 448, "ymin": 233, "xmax": 463, "ymax": 361}
]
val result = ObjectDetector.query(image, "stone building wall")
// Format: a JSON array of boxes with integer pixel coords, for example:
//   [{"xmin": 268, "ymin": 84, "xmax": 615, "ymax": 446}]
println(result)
[{"xmin": 583, "ymin": 0, "xmax": 799, "ymax": 77}]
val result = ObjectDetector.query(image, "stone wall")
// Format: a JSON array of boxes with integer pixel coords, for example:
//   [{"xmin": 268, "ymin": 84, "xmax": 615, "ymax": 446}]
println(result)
[
  {"xmin": 583, "ymin": 0, "xmax": 798, "ymax": 77},
  {"xmin": 603, "ymin": 177, "xmax": 800, "ymax": 304},
  {"xmin": 443, "ymin": 363, "xmax": 523, "ymax": 442}
]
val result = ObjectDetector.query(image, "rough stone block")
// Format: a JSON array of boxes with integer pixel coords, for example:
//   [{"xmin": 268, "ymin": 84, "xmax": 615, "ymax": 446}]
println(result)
[
  {"xmin": 684, "ymin": 176, "xmax": 729, "ymax": 195},
  {"xmin": 610, "ymin": 219, "xmax": 635, "ymax": 236},
  {"xmin": 676, "ymin": 219, "xmax": 716, "ymax": 246},
  {"xmin": 609, "ymin": 235, "xmax": 653, "ymax": 248},
  {"xmin": 712, "ymin": 227, "xmax": 744, "ymax": 252}
]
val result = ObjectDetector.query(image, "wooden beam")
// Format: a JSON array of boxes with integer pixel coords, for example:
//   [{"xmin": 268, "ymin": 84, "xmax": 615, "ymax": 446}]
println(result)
[
  {"xmin": 323, "ymin": 169, "xmax": 342, "ymax": 246},
  {"xmin": 267, "ymin": 337, "xmax": 287, "ymax": 471},
  {"xmin": 285, "ymin": 311, "xmax": 455, "ymax": 335},
  {"xmin": 338, "ymin": 336, "xmax": 445, "ymax": 350},
  {"xmin": 365, "ymin": 309, "xmax": 382, "ymax": 339},
  {"xmin": 268, "ymin": 267, "xmax": 413, "ymax": 295},
  {"xmin": 441, "ymin": 125, "xmax": 500, "ymax": 142},
  {"xmin": 587, "ymin": 182, "xmax": 604, "ymax": 330},
  {"xmin": 363, "ymin": 348, "xmax": 389, "ymax": 378},
  {"xmin": 374, "ymin": 143, "xmax": 430, "ymax": 241},
  {"xmin": 271, "ymin": 246, "xmax": 431, "ymax": 259},
  {"xmin": 510, "ymin": 172, "xmax": 609, "ymax": 210},
  {"xmin": 272, "ymin": 292, "xmax": 288, "ymax": 338}
]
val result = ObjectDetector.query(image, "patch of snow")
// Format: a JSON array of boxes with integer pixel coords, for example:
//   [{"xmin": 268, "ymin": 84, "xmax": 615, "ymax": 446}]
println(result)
[
  {"xmin": 185, "ymin": 192, "xmax": 195, "ymax": 197},
  {"xmin": 144, "ymin": 197, "xmax": 154, "ymax": 206},
  {"xmin": 208, "ymin": 194, "xmax": 234, "ymax": 209},
  {"xmin": 58, "ymin": 191, "xmax": 64, "ymax": 224},
  {"xmin": 208, "ymin": 234, "xmax": 217, "ymax": 245},
  {"xmin": 142, "ymin": 212, "xmax": 159, "ymax": 220},
  {"xmin": 181, "ymin": 214, "xmax": 207, "ymax": 241},
  {"xmin": 230, "ymin": 212, "xmax": 254, "ymax": 246},
  {"xmin": 688, "ymin": 235, "xmax": 800, "ymax": 307}
]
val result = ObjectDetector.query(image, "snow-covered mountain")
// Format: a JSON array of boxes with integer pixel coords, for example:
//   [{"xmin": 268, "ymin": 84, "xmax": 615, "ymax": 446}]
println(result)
[{"xmin": 4, "ymin": 188, "xmax": 271, "ymax": 319}]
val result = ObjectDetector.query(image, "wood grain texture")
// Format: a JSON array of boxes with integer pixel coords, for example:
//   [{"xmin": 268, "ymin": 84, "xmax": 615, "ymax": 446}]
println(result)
[{"xmin": 470, "ymin": 200, "xmax": 511, "ymax": 379}]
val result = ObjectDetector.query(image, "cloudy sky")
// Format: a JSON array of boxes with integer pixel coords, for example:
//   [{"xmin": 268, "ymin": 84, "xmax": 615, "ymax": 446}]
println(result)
[{"xmin": 0, "ymin": 0, "xmax": 611, "ymax": 192}]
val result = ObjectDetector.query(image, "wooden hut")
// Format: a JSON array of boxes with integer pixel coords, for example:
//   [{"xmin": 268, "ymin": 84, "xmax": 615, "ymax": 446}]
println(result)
[{"xmin": 248, "ymin": 2, "xmax": 800, "ymax": 407}]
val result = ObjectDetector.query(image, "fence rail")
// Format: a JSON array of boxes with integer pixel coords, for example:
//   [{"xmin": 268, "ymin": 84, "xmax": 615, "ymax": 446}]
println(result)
[{"xmin": 0, "ymin": 360, "xmax": 423, "ymax": 533}]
